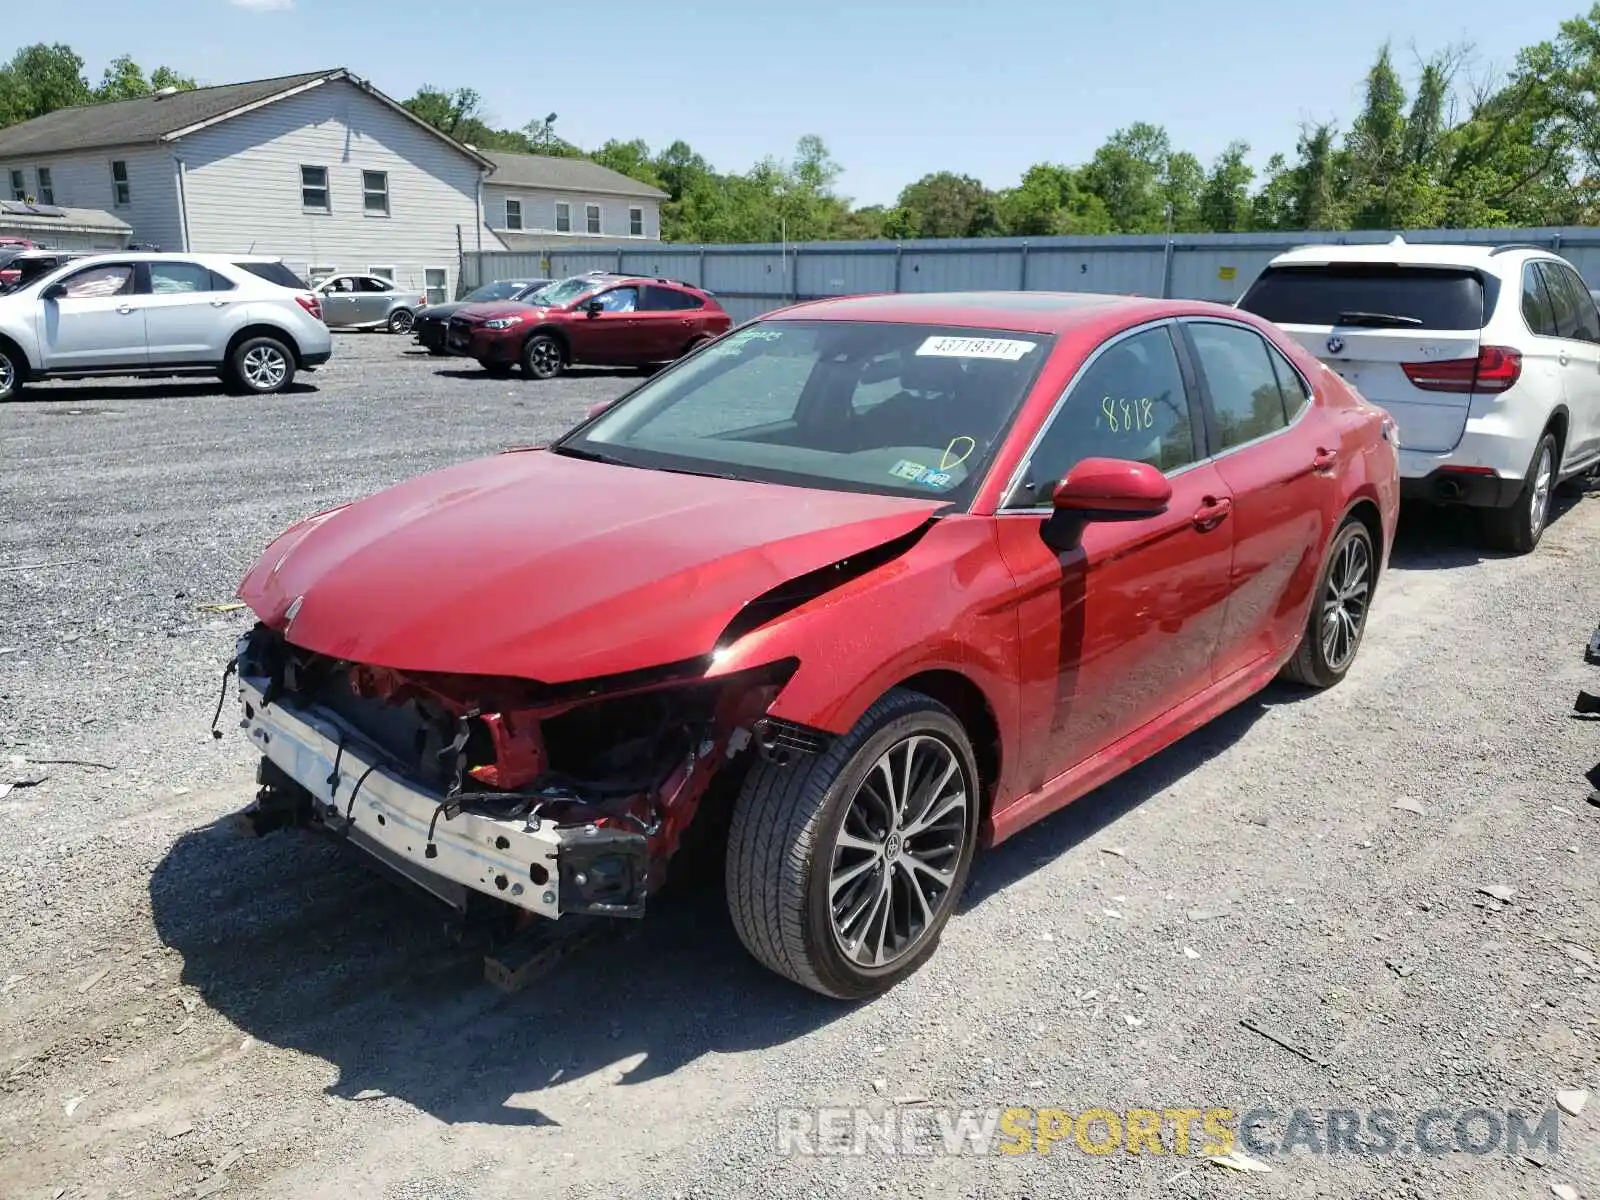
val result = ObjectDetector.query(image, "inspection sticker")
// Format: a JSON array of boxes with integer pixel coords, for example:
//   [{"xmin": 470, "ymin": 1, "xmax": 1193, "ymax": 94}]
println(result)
[{"xmin": 916, "ymin": 336, "xmax": 1037, "ymax": 361}]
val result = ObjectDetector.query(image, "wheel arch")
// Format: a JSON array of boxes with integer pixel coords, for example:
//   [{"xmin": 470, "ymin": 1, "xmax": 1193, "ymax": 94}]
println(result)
[
  {"xmin": 0, "ymin": 330, "xmax": 32, "ymax": 379},
  {"xmin": 893, "ymin": 669, "xmax": 1003, "ymax": 824},
  {"xmin": 1545, "ymin": 404, "xmax": 1570, "ymax": 464},
  {"xmin": 225, "ymin": 323, "xmax": 302, "ymax": 365},
  {"xmin": 1341, "ymin": 495, "xmax": 1385, "ymax": 582},
  {"xmin": 523, "ymin": 323, "xmax": 571, "ymax": 360}
]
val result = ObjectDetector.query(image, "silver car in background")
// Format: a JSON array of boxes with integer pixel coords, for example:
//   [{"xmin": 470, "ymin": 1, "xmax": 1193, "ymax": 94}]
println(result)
[
  {"xmin": 314, "ymin": 273, "xmax": 427, "ymax": 333},
  {"xmin": 0, "ymin": 252, "xmax": 332, "ymax": 401}
]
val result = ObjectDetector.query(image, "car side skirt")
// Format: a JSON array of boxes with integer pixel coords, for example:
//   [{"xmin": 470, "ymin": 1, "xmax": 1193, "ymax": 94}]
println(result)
[{"xmin": 985, "ymin": 648, "xmax": 1286, "ymax": 847}]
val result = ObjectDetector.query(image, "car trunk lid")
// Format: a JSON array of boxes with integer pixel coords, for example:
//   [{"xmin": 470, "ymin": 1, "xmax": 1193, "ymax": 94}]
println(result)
[{"xmin": 1238, "ymin": 262, "xmax": 1493, "ymax": 453}]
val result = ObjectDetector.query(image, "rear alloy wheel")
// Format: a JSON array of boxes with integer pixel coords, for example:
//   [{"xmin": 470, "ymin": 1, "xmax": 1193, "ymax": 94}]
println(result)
[
  {"xmin": 387, "ymin": 308, "xmax": 415, "ymax": 335},
  {"xmin": 521, "ymin": 334, "xmax": 564, "ymax": 380},
  {"xmin": 726, "ymin": 689, "xmax": 980, "ymax": 999},
  {"xmin": 228, "ymin": 336, "xmax": 296, "ymax": 395},
  {"xmin": 1480, "ymin": 432, "xmax": 1558, "ymax": 555},
  {"xmin": 0, "ymin": 345, "xmax": 20, "ymax": 402},
  {"xmin": 1281, "ymin": 518, "xmax": 1376, "ymax": 689}
]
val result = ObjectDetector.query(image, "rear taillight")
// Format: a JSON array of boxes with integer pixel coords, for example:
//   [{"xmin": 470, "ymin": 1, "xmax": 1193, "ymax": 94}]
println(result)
[
  {"xmin": 1401, "ymin": 345, "xmax": 1521, "ymax": 394},
  {"xmin": 416, "ymin": 296, "xmax": 427, "ymax": 307},
  {"xmin": 295, "ymin": 293, "xmax": 323, "ymax": 322}
]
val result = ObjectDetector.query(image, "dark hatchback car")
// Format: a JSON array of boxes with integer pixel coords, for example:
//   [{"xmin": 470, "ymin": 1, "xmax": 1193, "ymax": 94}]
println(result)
[
  {"xmin": 413, "ymin": 277, "xmax": 551, "ymax": 354},
  {"xmin": 446, "ymin": 272, "xmax": 733, "ymax": 378}
]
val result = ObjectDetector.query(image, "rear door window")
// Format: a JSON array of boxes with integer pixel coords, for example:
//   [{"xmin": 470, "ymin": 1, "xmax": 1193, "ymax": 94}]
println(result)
[
  {"xmin": 1238, "ymin": 264, "xmax": 1488, "ymax": 331},
  {"xmin": 1521, "ymin": 263, "xmax": 1559, "ymax": 337},
  {"xmin": 1542, "ymin": 262, "xmax": 1600, "ymax": 342},
  {"xmin": 1186, "ymin": 321, "xmax": 1290, "ymax": 450},
  {"xmin": 642, "ymin": 285, "xmax": 703, "ymax": 310}
]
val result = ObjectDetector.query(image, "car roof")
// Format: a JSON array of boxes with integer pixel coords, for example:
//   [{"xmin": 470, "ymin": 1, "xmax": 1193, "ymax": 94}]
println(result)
[
  {"xmin": 759, "ymin": 290, "xmax": 1213, "ymax": 334},
  {"xmin": 1265, "ymin": 238, "xmax": 1557, "ymax": 271}
]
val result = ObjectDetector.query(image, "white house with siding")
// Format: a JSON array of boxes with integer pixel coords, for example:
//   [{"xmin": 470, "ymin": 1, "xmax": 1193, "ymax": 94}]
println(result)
[
  {"xmin": 0, "ymin": 69, "xmax": 666, "ymax": 303},
  {"xmin": 480, "ymin": 150, "xmax": 666, "ymax": 251}
]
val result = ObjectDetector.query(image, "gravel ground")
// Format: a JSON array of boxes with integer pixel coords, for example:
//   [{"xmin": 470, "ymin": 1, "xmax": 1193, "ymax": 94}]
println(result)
[{"xmin": 2, "ymin": 330, "xmax": 1598, "ymax": 1200}]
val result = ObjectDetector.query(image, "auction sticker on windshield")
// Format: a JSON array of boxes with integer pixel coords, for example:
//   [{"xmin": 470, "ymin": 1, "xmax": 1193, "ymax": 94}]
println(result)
[{"xmin": 916, "ymin": 336, "xmax": 1037, "ymax": 361}]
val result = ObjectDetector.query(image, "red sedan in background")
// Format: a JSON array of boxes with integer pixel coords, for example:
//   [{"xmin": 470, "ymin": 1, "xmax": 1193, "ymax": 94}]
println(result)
[
  {"xmin": 230, "ymin": 291, "xmax": 1399, "ymax": 999},
  {"xmin": 445, "ymin": 271, "xmax": 732, "ymax": 378}
]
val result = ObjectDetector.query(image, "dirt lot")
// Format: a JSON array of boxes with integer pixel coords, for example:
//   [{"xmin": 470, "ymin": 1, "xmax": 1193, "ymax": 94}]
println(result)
[{"xmin": 2, "ymin": 331, "xmax": 1598, "ymax": 1200}]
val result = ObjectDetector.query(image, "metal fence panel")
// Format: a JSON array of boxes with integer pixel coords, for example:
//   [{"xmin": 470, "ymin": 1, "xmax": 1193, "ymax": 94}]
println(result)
[{"xmin": 470, "ymin": 226, "xmax": 1600, "ymax": 317}]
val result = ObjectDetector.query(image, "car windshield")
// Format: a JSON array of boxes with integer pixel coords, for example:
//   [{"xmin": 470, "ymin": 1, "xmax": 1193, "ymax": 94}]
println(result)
[
  {"xmin": 528, "ymin": 276, "xmax": 606, "ymax": 307},
  {"xmin": 555, "ymin": 319, "xmax": 1053, "ymax": 504},
  {"xmin": 465, "ymin": 281, "xmax": 526, "ymax": 302}
]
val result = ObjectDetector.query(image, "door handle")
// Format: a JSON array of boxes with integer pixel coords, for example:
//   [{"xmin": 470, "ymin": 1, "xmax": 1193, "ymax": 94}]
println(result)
[
  {"xmin": 210, "ymin": 299, "xmax": 227, "ymax": 307},
  {"xmin": 117, "ymin": 304, "xmax": 135, "ymax": 315},
  {"xmin": 1559, "ymin": 350, "xmax": 1570, "ymax": 366},
  {"xmin": 1313, "ymin": 447, "xmax": 1339, "ymax": 472},
  {"xmin": 1193, "ymin": 496, "xmax": 1232, "ymax": 530}
]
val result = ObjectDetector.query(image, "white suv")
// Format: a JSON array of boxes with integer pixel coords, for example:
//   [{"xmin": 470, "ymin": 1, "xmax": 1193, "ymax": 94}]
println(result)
[
  {"xmin": 1237, "ymin": 237, "xmax": 1600, "ymax": 552},
  {"xmin": 0, "ymin": 252, "xmax": 332, "ymax": 402}
]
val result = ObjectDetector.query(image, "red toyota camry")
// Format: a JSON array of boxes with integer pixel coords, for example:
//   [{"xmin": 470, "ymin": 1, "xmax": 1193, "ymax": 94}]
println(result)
[{"xmin": 230, "ymin": 291, "xmax": 1399, "ymax": 999}]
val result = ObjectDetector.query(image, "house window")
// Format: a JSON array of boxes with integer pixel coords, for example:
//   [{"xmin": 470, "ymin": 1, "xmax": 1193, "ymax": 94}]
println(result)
[
  {"xmin": 36, "ymin": 167, "xmax": 54, "ymax": 204},
  {"xmin": 629, "ymin": 207, "xmax": 643, "ymax": 237},
  {"xmin": 110, "ymin": 160, "xmax": 130, "ymax": 207},
  {"xmin": 301, "ymin": 165, "xmax": 329, "ymax": 211},
  {"xmin": 369, "ymin": 266, "xmax": 395, "ymax": 282},
  {"xmin": 504, "ymin": 198, "xmax": 522, "ymax": 230},
  {"xmin": 308, "ymin": 265, "xmax": 336, "ymax": 287},
  {"xmin": 8, "ymin": 169, "xmax": 23, "ymax": 201},
  {"xmin": 586, "ymin": 204, "xmax": 601, "ymax": 235},
  {"xmin": 555, "ymin": 202, "xmax": 570, "ymax": 233},
  {"xmin": 363, "ymin": 170, "xmax": 389, "ymax": 216},
  {"xmin": 425, "ymin": 268, "xmax": 449, "ymax": 306}
]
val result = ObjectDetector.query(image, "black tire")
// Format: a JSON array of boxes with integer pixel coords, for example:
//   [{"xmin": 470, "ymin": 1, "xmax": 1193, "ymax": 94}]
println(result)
[
  {"xmin": 682, "ymin": 334, "xmax": 712, "ymax": 358},
  {"xmin": 1480, "ymin": 431, "xmax": 1558, "ymax": 554},
  {"xmin": 1281, "ymin": 518, "xmax": 1377, "ymax": 689},
  {"xmin": 226, "ymin": 336, "xmax": 296, "ymax": 395},
  {"xmin": 387, "ymin": 309, "xmax": 415, "ymax": 335},
  {"xmin": 0, "ymin": 343, "xmax": 22, "ymax": 402},
  {"xmin": 725, "ymin": 688, "xmax": 981, "ymax": 999},
  {"xmin": 521, "ymin": 333, "xmax": 565, "ymax": 380}
]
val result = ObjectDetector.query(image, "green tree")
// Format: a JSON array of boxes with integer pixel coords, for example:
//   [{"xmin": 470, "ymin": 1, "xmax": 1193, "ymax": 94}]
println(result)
[
  {"xmin": 1200, "ymin": 141, "xmax": 1255, "ymax": 232},
  {"xmin": 895, "ymin": 171, "xmax": 997, "ymax": 238},
  {"xmin": 1081, "ymin": 123, "xmax": 1173, "ymax": 233},
  {"xmin": 0, "ymin": 43, "xmax": 91, "ymax": 125}
]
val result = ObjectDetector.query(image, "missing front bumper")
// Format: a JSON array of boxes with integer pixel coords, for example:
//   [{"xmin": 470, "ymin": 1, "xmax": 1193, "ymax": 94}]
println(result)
[{"xmin": 236, "ymin": 671, "xmax": 648, "ymax": 919}]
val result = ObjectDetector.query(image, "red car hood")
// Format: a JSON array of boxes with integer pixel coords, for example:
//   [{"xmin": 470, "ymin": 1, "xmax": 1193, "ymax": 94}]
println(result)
[
  {"xmin": 238, "ymin": 449, "xmax": 945, "ymax": 682},
  {"xmin": 451, "ymin": 301, "xmax": 553, "ymax": 323}
]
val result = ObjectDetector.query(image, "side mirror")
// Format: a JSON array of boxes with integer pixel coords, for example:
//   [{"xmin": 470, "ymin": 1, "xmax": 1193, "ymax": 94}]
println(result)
[
  {"xmin": 583, "ymin": 298, "xmax": 604, "ymax": 317},
  {"xmin": 1040, "ymin": 457, "xmax": 1171, "ymax": 552},
  {"xmin": 43, "ymin": 283, "xmax": 66, "ymax": 301}
]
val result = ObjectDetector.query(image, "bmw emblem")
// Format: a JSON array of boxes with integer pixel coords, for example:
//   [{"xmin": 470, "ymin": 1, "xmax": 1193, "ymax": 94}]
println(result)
[{"xmin": 1326, "ymin": 335, "xmax": 1345, "ymax": 355}]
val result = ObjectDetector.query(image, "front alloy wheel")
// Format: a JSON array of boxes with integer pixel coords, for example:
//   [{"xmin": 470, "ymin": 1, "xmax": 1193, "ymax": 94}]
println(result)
[
  {"xmin": 727, "ymin": 688, "xmax": 980, "ymax": 999},
  {"xmin": 387, "ymin": 308, "xmax": 415, "ymax": 334},
  {"xmin": 828, "ymin": 734, "xmax": 970, "ymax": 969},
  {"xmin": 0, "ymin": 346, "xmax": 18, "ymax": 401},
  {"xmin": 522, "ymin": 334, "xmax": 564, "ymax": 380}
]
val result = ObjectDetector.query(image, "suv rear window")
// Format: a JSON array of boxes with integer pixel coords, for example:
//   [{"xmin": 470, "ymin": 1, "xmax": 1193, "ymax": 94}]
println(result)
[
  {"xmin": 1238, "ymin": 264, "xmax": 1490, "ymax": 331},
  {"xmin": 233, "ymin": 260, "xmax": 308, "ymax": 289}
]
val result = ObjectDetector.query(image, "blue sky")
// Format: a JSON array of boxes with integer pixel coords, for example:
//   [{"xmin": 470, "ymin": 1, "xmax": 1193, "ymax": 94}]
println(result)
[{"xmin": 5, "ymin": 0, "xmax": 1591, "ymax": 205}]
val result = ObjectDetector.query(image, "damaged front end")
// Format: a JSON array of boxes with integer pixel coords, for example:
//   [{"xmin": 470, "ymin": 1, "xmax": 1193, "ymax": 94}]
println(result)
[{"xmin": 229, "ymin": 624, "xmax": 802, "ymax": 921}]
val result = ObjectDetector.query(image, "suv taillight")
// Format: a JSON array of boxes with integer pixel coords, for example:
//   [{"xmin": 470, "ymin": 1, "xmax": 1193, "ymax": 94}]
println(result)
[
  {"xmin": 1401, "ymin": 345, "xmax": 1521, "ymax": 394},
  {"xmin": 295, "ymin": 293, "xmax": 323, "ymax": 322}
]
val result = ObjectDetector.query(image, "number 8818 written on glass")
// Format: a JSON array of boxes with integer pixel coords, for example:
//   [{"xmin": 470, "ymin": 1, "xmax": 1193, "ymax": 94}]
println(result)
[{"xmin": 1101, "ymin": 395, "xmax": 1157, "ymax": 433}]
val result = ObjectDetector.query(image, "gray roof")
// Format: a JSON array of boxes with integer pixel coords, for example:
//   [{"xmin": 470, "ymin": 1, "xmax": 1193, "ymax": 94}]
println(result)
[
  {"xmin": 0, "ymin": 69, "xmax": 493, "ymax": 169},
  {"xmin": 0, "ymin": 71, "xmax": 336, "ymax": 158},
  {"xmin": 483, "ymin": 151, "xmax": 667, "ymax": 199},
  {"xmin": 0, "ymin": 202, "xmax": 130, "ymax": 235}
]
